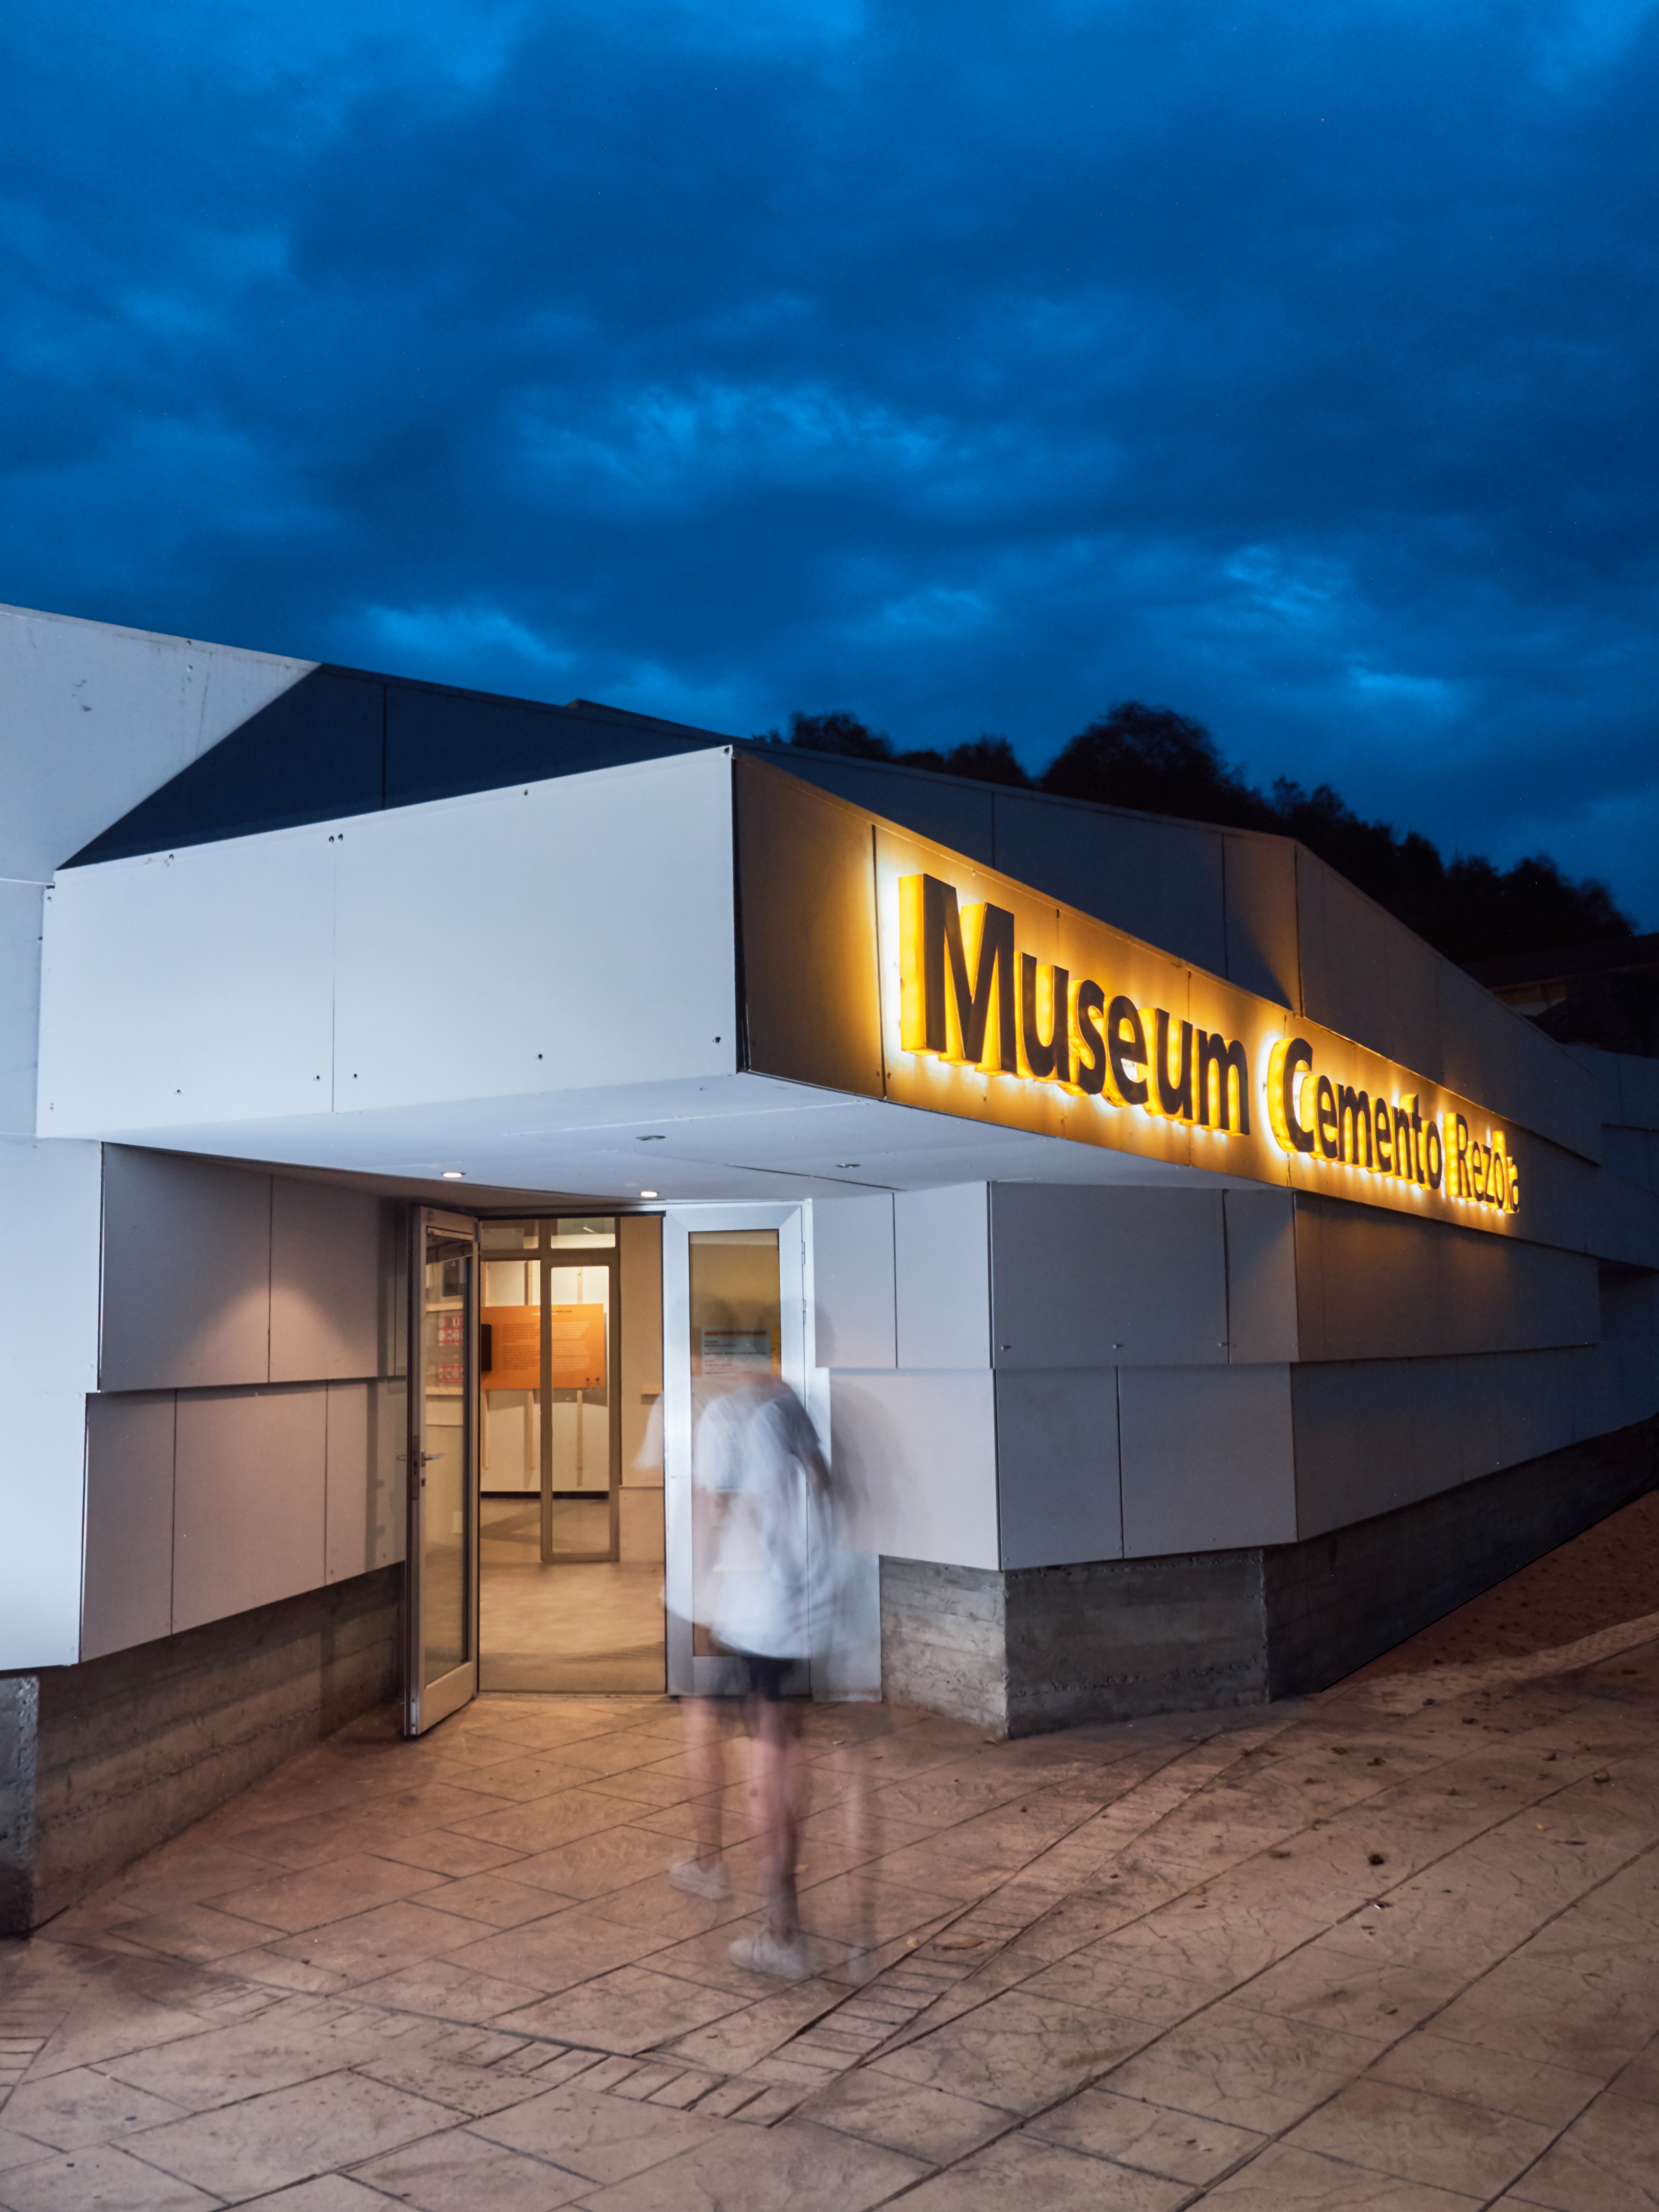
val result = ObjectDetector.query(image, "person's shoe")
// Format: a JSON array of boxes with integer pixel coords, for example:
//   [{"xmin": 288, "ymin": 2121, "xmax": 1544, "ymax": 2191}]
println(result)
[
  {"xmin": 729, "ymin": 1930, "xmax": 814, "ymax": 1981},
  {"xmin": 669, "ymin": 1858, "xmax": 732, "ymax": 1900}
]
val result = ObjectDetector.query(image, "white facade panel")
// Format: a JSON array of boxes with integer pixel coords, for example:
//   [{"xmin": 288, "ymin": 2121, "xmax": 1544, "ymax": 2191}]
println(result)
[
  {"xmin": 82, "ymin": 1393, "xmax": 175, "ymax": 1661},
  {"xmin": 894, "ymin": 1184, "xmax": 990, "ymax": 1369},
  {"xmin": 40, "ymin": 830, "xmax": 338, "ymax": 1136},
  {"xmin": 172, "ymin": 1386, "xmax": 328, "ymax": 1632},
  {"xmin": 1119, "ymin": 1364, "xmax": 1296, "ymax": 1554},
  {"xmin": 831, "ymin": 1370, "xmax": 1000, "ymax": 1570},
  {"xmin": 0, "ymin": 881, "xmax": 44, "ymax": 1139},
  {"xmin": 990, "ymin": 1185, "xmax": 1228, "ymax": 1368},
  {"xmin": 0, "ymin": 605, "xmax": 311, "ymax": 882},
  {"xmin": 38, "ymin": 751, "xmax": 739, "ymax": 1149},
  {"xmin": 995, "ymin": 1369, "xmax": 1122, "ymax": 1569},
  {"xmin": 332, "ymin": 754, "xmax": 735, "ymax": 1114},
  {"xmin": 812, "ymin": 1193, "xmax": 896, "ymax": 1370},
  {"xmin": 0, "ymin": 1135, "xmax": 104, "ymax": 1668},
  {"xmin": 101, "ymin": 1150, "xmax": 273, "ymax": 1392}
]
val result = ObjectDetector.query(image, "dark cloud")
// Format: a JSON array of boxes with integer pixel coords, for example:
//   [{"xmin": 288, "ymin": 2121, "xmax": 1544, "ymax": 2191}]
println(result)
[{"xmin": 4, "ymin": 0, "xmax": 1657, "ymax": 915}]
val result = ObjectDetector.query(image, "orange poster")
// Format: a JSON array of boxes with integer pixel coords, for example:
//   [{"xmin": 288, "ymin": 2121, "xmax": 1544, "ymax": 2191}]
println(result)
[
  {"xmin": 549, "ymin": 1304, "xmax": 605, "ymax": 1389},
  {"xmin": 482, "ymin": 1306, "xmax": 540, "ymax": 1391}
]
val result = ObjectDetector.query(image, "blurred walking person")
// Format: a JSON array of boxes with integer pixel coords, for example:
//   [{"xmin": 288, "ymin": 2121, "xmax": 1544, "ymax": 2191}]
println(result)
[{"xmin": 673, "ymin": 1375, "xmax": 832, "ymax": 1979}]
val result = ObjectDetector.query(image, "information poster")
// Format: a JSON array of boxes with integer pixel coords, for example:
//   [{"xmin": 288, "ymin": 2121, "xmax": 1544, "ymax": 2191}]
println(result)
[
  {"xmin": 700, "ymin": 1328, "xmax": 773, "ymax": 1377},
  {"xmin": 550, "ymin": 1304, "xmax": 606, "ymax": 1390}
]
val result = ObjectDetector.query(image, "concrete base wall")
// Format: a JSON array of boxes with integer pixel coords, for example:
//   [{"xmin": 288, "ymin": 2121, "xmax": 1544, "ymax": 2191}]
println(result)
[
  {"xmin": 1264, "ymin": 1412, "xmax": 1659, "ymax": 1697},
  {"xmin": 0, "ymin": 1565, "xmax": 399, "ymax": 1934},
  {"xmin": 882, "ymin": 1415, "xmax": 1659, "ymax": 1735}
]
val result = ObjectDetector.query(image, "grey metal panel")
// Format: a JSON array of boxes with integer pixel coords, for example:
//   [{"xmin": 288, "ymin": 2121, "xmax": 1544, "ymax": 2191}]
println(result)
[
  {"xmin": 270, "ymin": 1177, "xmax": 387, "ymax": 1382},
  {"xmin": 1291, "ymin": 1346, "xmax": 1606, "ymax": 1540},
  {"xmin": 324, "ymin": 1379, "xmax": 405, "ymax": 1584},
  {"xmin": 995, "ymin": 1369, "xmax": 1122, "ymax": 1568},
  {"xmin": 1293, "ymin": 1194, "xmax": 1598, "ymax": 1362},
  {"xmin": 895, "ymin": 1184, "xmax": 990, "ymax": 1368},
  {"xmin": 81, "ymin": 1392, "xmax": 175, "ymax": 1660},
  {"xmin": 812, "ymin": 1193, "xmax": 896, "ymax": 1369},
  {"xmin": 1584, "ymin": 1169, "xmax": 1659, "ymax": 1270},
  {"xmin": 1438, "ymin": 961, "xmax": 1599, "ymax": 1161},
  {"xmin": 989, "ymin": 1185, "xmax": 1227, "ymax": 1368},
  {"xmin": 768, "ymin": 755, "xmax": 997, "ymax": 862},
  {"xmin": 1222, "ymin": 832, "xmax": 1300, "ymax": 1009},
  {"xmin": 172, "ymin": 1385, "xmax": 328, "ymax": 1632},
  {"xmin": 100, "ymin": 1149, "xmax": 272, "ymax": 1391},
  {"xmin": 1600, "ymin": 1128, "xmax": 1656, "ymax": 1190},
  {"xmin": 1224, "ymin": 1190, "xmax": 1298, "ymax": 1363},
  {"xmin": 1295, "ymin": 850, "xmax": 1403, "ymax": 1063},
  {"xmin": 736, "ymin": 760, "xmax": 884, "ymax": 1100},
  {"xmin": 1382, "ymin": 924, "xmax": 1442, "ymax": 1088},
  {"xmin": 1615, "ymin": 1054, "xmax": 1659, "ymax": 1132},
  {"xmin": 992, "ymin": 792, "xmax": 1226, "ymax": 975},
  {"xmin": 1118, "ymin": 1364, "xmax": 1295, "ymax": 1554}
]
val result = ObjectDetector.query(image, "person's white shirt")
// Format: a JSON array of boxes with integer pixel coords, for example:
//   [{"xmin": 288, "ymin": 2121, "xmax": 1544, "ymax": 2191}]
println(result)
[{"xmin": 693, "ymin": 1381, "xmax": 830, "ymax": 1660}]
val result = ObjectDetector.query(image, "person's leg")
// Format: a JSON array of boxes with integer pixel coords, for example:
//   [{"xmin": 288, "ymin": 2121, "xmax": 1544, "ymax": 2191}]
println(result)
[
  {"xmin": 753, "ymin": 1685, "xmax": 802, "ymax": 1943},
  {"xmin": 670, "ymin": 1692, "xmax": 735, "ymax": 1899},
  {"xmin": 728, "ymin": 1659, "xmax": 812, "ymax": 1977}
]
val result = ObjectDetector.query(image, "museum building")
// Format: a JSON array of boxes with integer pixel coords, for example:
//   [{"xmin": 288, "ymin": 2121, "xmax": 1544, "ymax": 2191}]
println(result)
[{"xmin": 3, "ymin": 601, "xmax": 1657, "ymax": 1932}]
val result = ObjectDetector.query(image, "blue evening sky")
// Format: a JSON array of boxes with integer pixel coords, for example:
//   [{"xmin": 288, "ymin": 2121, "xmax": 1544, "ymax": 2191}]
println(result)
[{"xmin": 4, "ymin": 1, "xmax": 1657, "ymax": 917}]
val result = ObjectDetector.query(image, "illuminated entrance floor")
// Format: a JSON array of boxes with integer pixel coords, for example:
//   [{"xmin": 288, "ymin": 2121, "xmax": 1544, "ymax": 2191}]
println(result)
[{"xmin": 480, "ymin": 1496, "xmax": 665, "ymax": 1693}]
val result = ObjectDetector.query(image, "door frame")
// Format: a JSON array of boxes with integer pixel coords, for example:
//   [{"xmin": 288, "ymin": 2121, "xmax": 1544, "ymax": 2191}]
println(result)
[
  {"xmin": 661, "ymin": 1203, "xmax": 809, "ymax": 1698},
  {"xmin": 404, "ymin": 1207, "xmax": 481, "ymax": 1736}
]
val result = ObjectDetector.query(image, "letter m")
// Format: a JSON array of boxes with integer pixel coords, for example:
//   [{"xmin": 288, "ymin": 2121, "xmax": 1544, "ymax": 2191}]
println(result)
[
  {"xmin": 1338, "ymin": 1085, "xmax": 1373, "ymax": 1167},
  {"xmin": 1196, "ymin": 1033, "xmax": 1251, "ymax": 1133},
  {"xmin": 900, "ymin": 875, "xmax": 1016, "ymax": 1071}
]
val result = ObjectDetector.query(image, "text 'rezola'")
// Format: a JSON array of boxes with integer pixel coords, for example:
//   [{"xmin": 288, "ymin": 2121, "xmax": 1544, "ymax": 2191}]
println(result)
[{"xmin": 897, "ymin": 873, "xmax": 1519, "ymax": 1216}]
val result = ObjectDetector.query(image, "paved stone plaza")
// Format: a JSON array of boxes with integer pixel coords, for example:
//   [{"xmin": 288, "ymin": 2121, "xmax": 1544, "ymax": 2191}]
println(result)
[{"xmin": 3, "ymin": 1503, "xmax": 1658, "ymax": 2210}]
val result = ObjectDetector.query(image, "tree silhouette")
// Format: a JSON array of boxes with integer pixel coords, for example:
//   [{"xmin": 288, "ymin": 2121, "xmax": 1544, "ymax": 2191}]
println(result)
[{"xmin": 772, "ymin": 696, "xmax": 1631, "ymax": 966}]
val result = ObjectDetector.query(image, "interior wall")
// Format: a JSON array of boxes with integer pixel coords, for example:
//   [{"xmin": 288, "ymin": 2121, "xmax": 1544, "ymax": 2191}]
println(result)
[
  {"xmin": 82, "ymin": 1152, "xmax": 403, "ymax": 1664},
  {"xmin": 619, "ymin": 1212, "xmax": 664, "ymax": 1564}
]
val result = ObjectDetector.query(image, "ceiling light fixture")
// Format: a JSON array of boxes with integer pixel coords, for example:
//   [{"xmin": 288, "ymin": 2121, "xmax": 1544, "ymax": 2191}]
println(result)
[
  {"xmin": 640, "ymin": 1189, "xmax": 658, "ymax": 1199},
  {"xmin": 441, "ymin": 1170, "xmax": 466, "ymax": 1180}
]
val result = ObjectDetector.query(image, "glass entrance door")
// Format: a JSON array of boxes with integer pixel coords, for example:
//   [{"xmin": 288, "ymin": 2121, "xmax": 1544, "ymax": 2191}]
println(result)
[
  {"xmin": 405, "ymin": 1209, "xmax": 480, "ymax": 1735},
  {"xmin": 477, "ymin": 1216, "xmax": 665, "ymax": 1693},
  {"xmin": 661, "ymin": 1205, "xmax": 807, "ymax": 1697}
]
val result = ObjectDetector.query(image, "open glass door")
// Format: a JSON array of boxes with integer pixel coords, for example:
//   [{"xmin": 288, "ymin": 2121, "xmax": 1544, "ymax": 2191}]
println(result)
[
  {"xmin": 661, "ymin": 1205, "xmax": 806, "ymax": 1698},
  {"xmin": 405, "ymin": 1208, "xmax": 480, "ymax": 1735}
]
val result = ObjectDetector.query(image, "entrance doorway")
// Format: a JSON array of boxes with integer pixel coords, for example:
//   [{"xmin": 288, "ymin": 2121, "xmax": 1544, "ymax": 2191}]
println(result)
[
  {"xmin": 661, "ymin": 1205, "xmax": 809, "ymax": 1698},
  {"xmin": 477, "ymin": 1214, "xmax": 666, "ymax": 1692}
]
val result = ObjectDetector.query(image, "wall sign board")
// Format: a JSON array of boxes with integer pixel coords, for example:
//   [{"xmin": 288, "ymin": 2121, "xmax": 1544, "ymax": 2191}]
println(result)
[{"xmin": 736, "ymin": 758, "xmax": 1576, "ymax": 1243}]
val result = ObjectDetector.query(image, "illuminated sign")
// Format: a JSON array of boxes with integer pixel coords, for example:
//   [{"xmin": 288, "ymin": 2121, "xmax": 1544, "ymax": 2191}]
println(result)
[{"xmin": 891, "ymin": 867, "xmax": 1522, "ymax": 1226}]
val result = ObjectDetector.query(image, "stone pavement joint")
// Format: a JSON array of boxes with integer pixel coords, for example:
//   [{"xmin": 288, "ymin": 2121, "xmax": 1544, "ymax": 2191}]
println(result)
[{"xmin": 3, "ymin": 1494, "xmax": 1659, "ymax": 2204}]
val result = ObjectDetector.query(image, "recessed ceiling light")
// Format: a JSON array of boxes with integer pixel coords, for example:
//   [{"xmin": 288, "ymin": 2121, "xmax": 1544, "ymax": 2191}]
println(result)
[
  {"xmin": 640, "ymin": 1189, "xmax": 658, "ymax": 1199},
  {"xmin": 441, "ymin": 1170, "xmax": 466, "ymax": 1180}
]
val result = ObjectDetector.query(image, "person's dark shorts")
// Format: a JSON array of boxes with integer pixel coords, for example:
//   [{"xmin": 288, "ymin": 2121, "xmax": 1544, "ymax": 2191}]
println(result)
[{"xmin": 735, "ymin": 1650, "xmax": 792, "ymax": 1703}]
